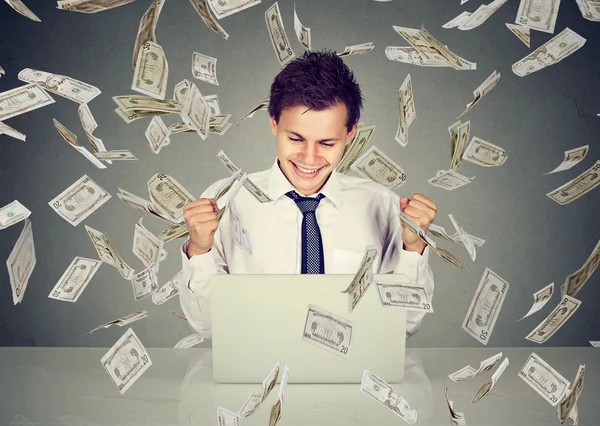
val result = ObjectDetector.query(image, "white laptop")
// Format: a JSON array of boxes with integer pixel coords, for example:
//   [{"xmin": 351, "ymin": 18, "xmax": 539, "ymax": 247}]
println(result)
[{"xmin": 211, "ymin": 273, "xmax": 408, "ymax": 384}]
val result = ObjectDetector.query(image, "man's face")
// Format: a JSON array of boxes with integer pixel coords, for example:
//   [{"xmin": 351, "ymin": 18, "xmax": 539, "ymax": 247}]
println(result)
[{"xmin": 270, "ymin": 103, "xmax": 357, "ymax": 196}]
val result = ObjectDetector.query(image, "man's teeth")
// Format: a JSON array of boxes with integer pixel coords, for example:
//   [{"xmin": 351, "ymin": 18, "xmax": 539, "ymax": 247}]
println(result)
[{"xmin": 296, "ymin": 164, "xmax": 320, "ymax": 173}]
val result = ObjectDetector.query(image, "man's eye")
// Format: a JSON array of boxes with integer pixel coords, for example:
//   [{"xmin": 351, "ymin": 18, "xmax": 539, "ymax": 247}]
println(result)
[
  {"xmin": 321, "ymin": 143, "xmax": 334, "ymax": 147},
  {"xmin": 289, "ymin": 138, "xmax": 302, "ymax": 142}
]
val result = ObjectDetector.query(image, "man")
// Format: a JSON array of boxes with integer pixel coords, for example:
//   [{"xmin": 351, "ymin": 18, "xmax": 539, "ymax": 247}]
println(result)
[{"xmin": 178, "ymin": 50, "xmax": 438, "ymax": 339}]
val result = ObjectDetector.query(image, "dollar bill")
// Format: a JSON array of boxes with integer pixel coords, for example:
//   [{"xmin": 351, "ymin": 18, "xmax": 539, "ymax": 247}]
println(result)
[
  {"xmin": 544, "ymin": 145, "xmax": 588, "ymax": 175},
  {"xmin": 336, "ymin": 125, "xmax": 375, "ymax": 174},
  {"xmin": 519, "ymin": 282, "xmax": 555, "ymax": 321},
  {"xmin": 238, "ymin": 392, "xmax": 263, "ymax": 418},
  {"xmin": 303, "ymin": 304, "xmax": 354, "ymax": 358},
  {"xmin": 114, "ymin": 107, "xmax": 163, "ymax": 123},
  {"xmin": 230, "ymin": 198, "xmax": 246, "ymax": 251},
  {"xmin": 395, "ymin": 74, "xmax": 416, "ymax": 147},
  {"xmin": 457, "ymin": 70, "xmax": 501, "ymax": 118},
  {"xmin": 344, "ymin": 246, "xmax": 377, "ymax": 313},
  {"xmin": 132, "ymin": 0, "xmax": 164, "ymax": 68},
  {"xmin": 448, "ymin": 213, "xmax": 476, "ymax": 262},
  {"xmin": 132, "ymin": 41, "xmax": 169, "ymax": 99},
  {"xmin": 398, "ymin": 211, "xmax": 437, "ymax": 249},
  {"xmin": 515, "ymin": 0, "xmax": 560, "ymax": 33},
  {"xmin": 449, "ymin": 352, "xmax": 503, "ymax": 382},
  {"xmin": 0, "ymin": 121, "xmax": 26, "ymax": 141},
  {"xmin": 86, "ymin": 311, "xmax": 149, "ymax": 335},
  {"xmin": 113, "ymin": 95, "xmax": 182, "ymax": 114},
  {"xmin": 214, "ymin": 169, "xmax": 243, "ymax": 203},
  {"xmin": 57, "ymin": 0, "xmax": 134, "ymax": 13},
  {"xmin": 575, "ymin": 0, "xmax": 600, "ymax": 21},
  {"xmin": 215, "ymin": 172, "xmax": 247, "ymax": 222},
  {"xmin": 204, "ymin": 94, "xmax": 221, "ymax": 115},
  {"xmin": 338, "ymin": 42, "xmax": 375, "ymax": 57},
  {"xmin": 147, "ymin": 173, "xmax": 196, "ymax": 223},
  {"xmin": 293, "ymin": 4, "xmax": 311, "ymax": 50},
  {"xmin": 506, "ymin": 23, "xmax": 531, "ymax": 47},
  {"xmin": 261, "ymin": 361, "xmax": 280, "ymax": 402},
  {"xmin": 175, "ymin": 332, "xmax": 205, "ymax": 348},
  {"xmin": 208, "ymin": 0, "xmax": 261, "ymax": 19},
  {"xmin": 189, "ymin": 0, "xmax": 230, "ymax": 39},
  {"xmin": 235, "ymin": 94, "xmax": 270, "ymax": 126},
  {"xmin": 513, "ymin": 28, "xmax": 586, "ymax": 77},
  {"xmin": 131, "ymin": 262, "xmax": 159, "ymax": 301},
  {"xmin": 462, "ymin": 267, "xmax": 509, "ymax": 345},
  {"xmin": 210, "ymin": 121, "xmax": 232, "ymax": 135},
  {"xmin": 0, "ymin": 200, "xmax": 31, "ymax": 230},
  {"xmin": 444, "ymin": 386, "xmax": 466, "ymax": 425},
  {"xmin": 158, "ymin": 221, "xmax": 188, "ymax": 243},
  {"xmin": 268, "ymin": 364, "xmax": 289, "ymax": 426},
  {"xmin": 180, "ymin": 82, "xmax": 211, "ymax": 140},
  {"xmin": 450, "ymin": 121, "xmax": 471, "ymax": 170},
  {"xmin": 558, "ymin": 365, "xmax": 585, "ymax": 424},
  {"xmin": 562, "ymin": 239, "xmax": 600, "ymax": 298},
  {"xmin": 376, "ymin": 282, "xmax": 433, "ymax": 313},
  {"xmin": 589, "ymin": 341, "xmax": 600, "ymax": 347},
  {"xmin": 94, "ymin": 150, "xmax": 137, "ymax": 161},
  {"xmin": 432, "ymin": 246, "xmax": 466, "ymax": 269},
  {"xmin": 218, "ymin": 406, "xmax": 241, "ymax": 426},
  {"xmin": 18, "ymin": 68, "xmax": 100, "ymax": 104},
  {"xmin": 145, "ymin": 116, "xmax": 171, "ymax": 154},
  {"xmin": 462, "ymin": 136, "xmax": 508, "ymax": 167},
  {"xmin": 0, "ymin": 83, "xmax": 55, "ymax": 121},
  {"xmin": 526, "ymin": 295, "xmax": 582, "ymax": 344},
  {"xmin": 117, "ymin": 188, "xmax": 174, "ymax": 224},
  {"xmin": 152, "ymin": 270, "xmax": 181, "ymax": 305},
  {"xmin": 210, "ymin": 113, "xmax": 231, "ymax": 127},
  {"xmin": 48, "ymin": 256, "xmax": 102, "ymax": 302},
  {"xmin": 101, "ymin": 328, "xmax": 152, "ymax": 394},
  {"xmin": 518, "ymin": 352, "xmax": 570, "ymax": 406},
  {"xmin": 360, "ymin": 370, "xmax": 418, "ymax": 424},
  {"xmin": 5, "ymin": 0, "xmax": 40, "ymax": 20},
  {"xmin": 546, "ymin": 160, "xmax": 600, "ymax": 205},
  {"xmin": 458, "ymin": 0, "xmax": 507, "ymax": 30},
  {"xmin": 442, "ymin": 11, "xmax": 472, "ymax": 28},
  {"xmin": 472, "ymin": 357, "xmax": 509, "ymax": 403},
  {"xmin": 77, "ymin": 103, "xmax": 113, "ymax": 165},
  {"xmin": 132, "ymin": 217, "xmax": 164, "ymax": 271},
  {"xmin": 216, "ymin": 150, "xmax": 273, "ymax": 202},
  {"xmin": 385, "ymin": 46, "xmax": 450, "ymax": 67},
  {"xmin": 53, "ymin": 118, "xmax": 107, "ymax": 169},
  {"xmin": 428, "ymin": 169, "xmax": 474, "ymax": 190},
  {"xmin": 429, "ymin": 223, "xmax": 485, "ymax": 247},
  {"xmin": 351, "ymin": 145, "xmax": 407, "ymax": 189},
  {"xmin": 85, "ymin": 225, "xmax": 135, "ymax": 280},
  {"xmin": 192, "ymin": 52, "xmax": 219, "ymax": 85},
  {"xmin": 265, "ymin": 2, "xmax": 295, "ymax": 66},
  {"xmin": 49, "ymin": 175, "xmax": 111, "ymax": 226},
  {"xmin": 6, "ymin": 218, "xmax": 36, "ymax": 305}
]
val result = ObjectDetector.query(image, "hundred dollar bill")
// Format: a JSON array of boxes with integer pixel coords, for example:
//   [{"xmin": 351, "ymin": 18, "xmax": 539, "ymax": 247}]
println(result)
[
  {"xmin": 216, "ymin": 150, "xmax": 273, "ymax": 202},
  {"xmin": 216, "ymin": 172, "xmax": 247, "ymax": 222},
  {"xmin": 85, "ymin": 225, "xmax": 135, "ymax": 280},
  {"xmin": 0, "ymin": 200, "xmax": 31, "ymax": 230},
  {"xmin": 218, "ymin": 406, "xmax": 241, "ymax": 426},
  {"xmin": 236, "ymin": 94, "xmax": 270, "ymax": 126},
  {"xmin": 462, "ymin": 136, "xmax": 508, "ymax": 167},
  {"xmin": 180, "ymin": 82, "xmax": 210, "ymax": 140},
  {"xmin": 525, "ymin": 295, "xmax": 582, "ymax": 344},
  {"xmin": 351, "ymin": 145, "xmax": 407, "ymax": 190},
  {"xmin": 158, "ymin": 221, "xmax": 188, "ymax": 243},
  {"xmin": 562, "ymin": 239, "xmax": 600, "ymax": 298},
  {"xmin": 546, "ymin": 160, "xmax": 600, "ymax": 205},
  {"xmin": 94, "ymin": 150, "xmax": 137, "ymax": 161},
  {"xmin": 48, "ymin": 256, "xmax": 102, "ymax": 302},
  {"xmin": 132, "ymin": 218, "xmax": 164, "ymax": 271},
  {"xmin": 145, "ymin": 116, "xmax": 171, "ymax": 154},
  {"xmin": 519, "ymin": 282, "xmax": 554, "ymax": 321},
  {"xmin": 444, "ymin": 386, "xmax": 466, "ymax": 425},
  {"xmin": 7, "ymin": 218, "xmax": 36, "ymax": 305},
  {"xmin": 77, "ymin": 103, "xmax": 113, "ymax": 165},
  {"xmin": 265, "ymin": 2, "xmax": 295, "ymax": 66},
  {"xmin": 575, "ymin": 0, "xmax": 600, "ymax": 21},
  {"xmin": 513, "ymin": 28, "xmax": 586, "ymax": 77},
  {"xmin": 518, "ymin": 352, "xmax": 570, "ymax": 406},
  {"xmin": 428, "ymin": 169, "xmax": 474, "ymax": 190},
  {"xmin": 132, "ymin": 41, "xmax": 169, "ymax": 99},
  {"xmin": 49, "ymin": 175, "xmax": 111, "ymax": 226},
  {"xmin": 457, "ymin": 70, "xmax": 501, "ymax": 118},
  {"xmin": 101, "ymin": 328, "xmax": 152, "ymax": 394},
  {"xmin": 515, "ymin": 0, "xmax": 560, "ymax": 33},
  {"xmin": 152, "ymin": 270, "xmax": 181, "ymax": 305},
  {"xmin": 395, "ymin": 74, "xmax": 416, "ymax": 147},
  {"xmin": 86, "ymin": 311, "xmax": 148, "ymax": 335},
  {"xmin": 360, "ymin": 370, "xmax": 418, "ymax": 424},
  {"xmin": 472, "ymin": 357, "xmax": 509, "ymax": 403},
  {"xmin": 208, "ymin": 0, "xmax": 261, "ymax": 19},
  {"xmin": 458, "ymin": 0, "xmax": 507, "ymax": 30},
  {"xmin": 0, "ymin": 83, "xmax": 55, "ymax": 121},
  {"xmin": 336, "ymin": 125, "xmax": 375, "ymax": 174},
  {"xmin": 268, "ymin": 364, "xmax": 289, "ymax": 426},
  {"xmin": 385, "ymin": 46, "xmax": 450, "ymax": 67},
  {"xmin": 57, "ymin": 0, "xmax": 134, "ymax": 13},
  {"xmin": 450, "ymin": 120, "xmax": 470, "ymax": 170},
  {"xmin": 132, "ymin": 0, "xmax": 164, "ymax": 68},
  {"xmin": 448, "ymin": 213, "xmax": 476, "ymax": 262},
  {"xmin": 462, "ymin": 267, "xmax": 509, "ymax": 345},
  {"xmin": 544, "ymin": 145, "xmax": 588, "ymax": 175},
  {"xmin": 192, "ymin": 52, "xmax": 219, "ymax": 85},
  {"xmin": 558, "ymin": 365, "xmax": 585, "ymax": 424},
  {"xmin": 5, "ymin": 0, "xmax": 40, "ymax": 20},
  {"xmin": 506, "ymin": 23, "xmax": 531, "ymax": 47},
  {"xmin": 338, "ymin": 42, "xmax": 375, "ymax": 57},
  {"xmin": 53, "ymin": 118, "xmax": 107, "ymax": 169},
  {"xmin": 18, "ymin": 68, "xmax": 100, "ymax": 104},
  {"xmin": 189, "ymin": 0, "xmax": 230, "ymax": 39},
  {"xmin": 131, "ymin": 262, "xmax": 159, "ymax": 301},
  {"xmin": 303, "ymin": 304, "xmax": 354, "ymax": 358},
  {"xmin": 175, "ymin": 332, "xmax": 205, "ymax": 348},
  {"xmin": 449, "ymin": 352, "xmax": 503, "ymax": 382},
  {"xmin": 293, "ymin": 4, "xmax": 311, "ymax": 50},
  {"xmin": 376, "ymin": 282, "xmax": 433, "ymax": 313},
  {"xmin": 442, "ymin": 11, "xmax": 472, "ymax": 28},
  {"xmin": 147, "ymin": 173, "xmax": 195, "ymax": 223},
  {"xmin": 0, "ymin": 121, "xmax": 26, "ymax": 141},
  {"xmin": 343, "ymin": 245, "xmax": 378, "ymax": 313}
]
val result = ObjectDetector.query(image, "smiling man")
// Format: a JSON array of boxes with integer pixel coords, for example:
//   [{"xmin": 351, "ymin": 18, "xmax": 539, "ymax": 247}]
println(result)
[{"xmin": 178, "ymin": 50, "xmax": 438, "ymax": 339}]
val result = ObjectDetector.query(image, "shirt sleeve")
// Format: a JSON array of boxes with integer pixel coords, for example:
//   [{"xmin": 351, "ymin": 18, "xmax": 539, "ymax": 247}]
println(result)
[
  {"xmin": 176, "ymin": 182, "xmax": 230, "ymax": 338},
  {"xmin": 379, "ymin": 191, "xmax": 435, "ymax": 339}
]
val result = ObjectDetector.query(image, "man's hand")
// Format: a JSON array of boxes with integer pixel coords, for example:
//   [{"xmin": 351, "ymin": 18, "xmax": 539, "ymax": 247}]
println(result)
[
  {"xmin": 183, "ymin": 198, "xmax": 220, "ymax": 258},
  {"xmin": 400, "ymin": 193, "xmax": 437, "ymax": 254}
]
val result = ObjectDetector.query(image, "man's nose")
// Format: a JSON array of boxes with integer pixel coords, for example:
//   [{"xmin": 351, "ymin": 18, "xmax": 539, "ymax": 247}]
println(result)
[{"xmin": 299, "ymin": 142, "xmax": 319, "ymax": 163}]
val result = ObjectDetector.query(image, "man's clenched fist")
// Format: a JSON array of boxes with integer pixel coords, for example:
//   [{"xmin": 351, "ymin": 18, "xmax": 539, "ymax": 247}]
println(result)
[{"xmin": 183, "ymin": 198, "xmax": 220, "ymax": 258}]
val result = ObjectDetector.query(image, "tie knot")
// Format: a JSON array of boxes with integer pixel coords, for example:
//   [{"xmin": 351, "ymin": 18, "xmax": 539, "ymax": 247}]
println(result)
[{"xmin": 285, "ymin": 190, "xmax": 325, "ymax": 214}]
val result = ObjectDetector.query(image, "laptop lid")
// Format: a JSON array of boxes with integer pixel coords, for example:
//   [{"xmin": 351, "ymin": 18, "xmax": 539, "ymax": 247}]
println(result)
[{"xmin": 211, "ymin": 274, "xmax": 407, "ymax": 384}]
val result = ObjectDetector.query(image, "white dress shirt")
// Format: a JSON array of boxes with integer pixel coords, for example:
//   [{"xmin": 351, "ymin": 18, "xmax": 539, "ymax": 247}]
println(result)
[{"xmin": 178, "ymin": 158, "xmax": 434, "ymax": 338}]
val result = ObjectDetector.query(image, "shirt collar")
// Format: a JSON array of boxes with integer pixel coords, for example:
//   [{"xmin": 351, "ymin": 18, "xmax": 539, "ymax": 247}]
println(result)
[{"xmin": 267, "ymin": 157, "xmax": 342, "ymax": 210}]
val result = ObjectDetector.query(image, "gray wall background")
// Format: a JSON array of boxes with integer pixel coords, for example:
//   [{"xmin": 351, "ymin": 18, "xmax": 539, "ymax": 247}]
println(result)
[{"xmin": 0, "ymin": 0, "xmax": 598, "ymax": 348}]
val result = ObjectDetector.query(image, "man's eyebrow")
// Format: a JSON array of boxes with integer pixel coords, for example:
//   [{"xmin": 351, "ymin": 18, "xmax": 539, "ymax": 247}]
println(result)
[{"xmin": 285, "ymin": 130, "xmax": 340, "ymax": 143}]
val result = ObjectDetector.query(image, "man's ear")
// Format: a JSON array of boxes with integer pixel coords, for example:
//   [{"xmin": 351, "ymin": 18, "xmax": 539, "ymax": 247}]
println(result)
[
  {"xmin": 269, "ymin": 115, "xmax": 278, "ymax": 136},
  {"xmin": 346, "ymin": 123, "xmax": 358, "ymax": 144}
]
